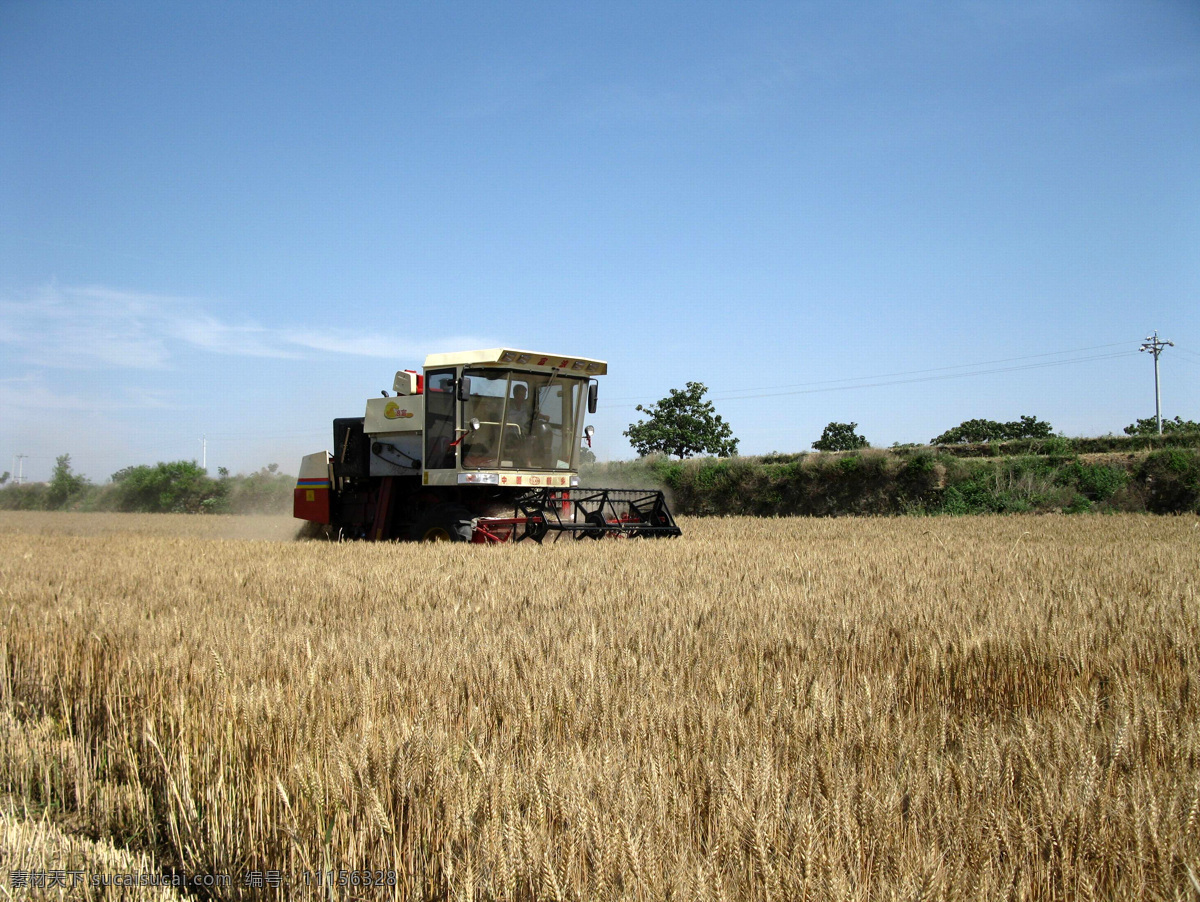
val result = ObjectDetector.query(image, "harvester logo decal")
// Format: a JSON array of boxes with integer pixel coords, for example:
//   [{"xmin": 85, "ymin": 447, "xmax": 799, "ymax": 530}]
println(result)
[{"xmin": 384, "ymin": 401, "xmax": 414, "ymax": 419}]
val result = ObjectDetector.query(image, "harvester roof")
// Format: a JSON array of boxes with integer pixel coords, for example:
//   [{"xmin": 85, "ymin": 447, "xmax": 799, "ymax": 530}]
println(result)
[{"xmin": 423, "ymin": 348, "xmax": 607, "ymax": 375}]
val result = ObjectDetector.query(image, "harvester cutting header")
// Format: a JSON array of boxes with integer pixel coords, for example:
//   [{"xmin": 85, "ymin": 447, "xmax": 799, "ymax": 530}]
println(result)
[{"xmin": 294, "ymin": 348, "xmax": 681, "ymax": 542}]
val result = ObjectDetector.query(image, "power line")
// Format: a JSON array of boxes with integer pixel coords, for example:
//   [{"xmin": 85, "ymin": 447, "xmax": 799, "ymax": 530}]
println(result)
[
  {"xmin": 691, "ymin": 352, "xmax": 1139, "ymax": 403},
  {"xmin": 717, "ymin": 341, "xmax": 1136, "ymax": 399},
  {"xmin": 599, "ymin": 349, "xmax": 1141, "ymax": 410},
  {"xmin": 600, "ymin": 341, "xmax": 1136, "ymax": 404},
  {"xmin": 708, "ymin": 351, "xmax": 1139, "ymax": 402},
  {"xmin": 1171, "ymin": 344, "xmax": 1200, "ymax": 363}
]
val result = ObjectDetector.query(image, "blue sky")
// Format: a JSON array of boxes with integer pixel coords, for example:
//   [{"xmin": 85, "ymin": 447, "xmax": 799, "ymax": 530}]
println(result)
[{"xmin": 2, "ymin": 1, "xmax": 1198, "ymax": 481}]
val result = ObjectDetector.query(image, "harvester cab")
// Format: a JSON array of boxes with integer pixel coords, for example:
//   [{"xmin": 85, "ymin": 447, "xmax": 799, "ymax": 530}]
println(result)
[{"xmin": 294, "ymin": 348, "xmax": 681, "ymax": 542}]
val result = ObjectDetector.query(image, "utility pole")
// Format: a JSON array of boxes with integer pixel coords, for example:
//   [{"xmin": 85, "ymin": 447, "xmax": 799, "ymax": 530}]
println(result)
[
  {"xmin": 1140, "ymin": 331, "xmax": 1174, "ymax": 435},
  {"xmin": 200, "ymin": 435, "xmax": 207, "ymax": 470},
  {"xmin": 13, "ymin": 454, "xmax": 28, "ymax": 485}
]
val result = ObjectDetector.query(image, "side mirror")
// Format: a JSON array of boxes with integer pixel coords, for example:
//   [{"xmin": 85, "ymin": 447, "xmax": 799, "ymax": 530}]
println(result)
[
  {"xmin": 469, "ymin": 417, "xmax": 480, "ymax": 432},
  {"xmin": 587, "ymin": 381, "xmax": 598, "ymax": 414},
  {"xmin": 584, "ymin": 425, "xmax": 595, "ymax": 448},
  {"xmin": 457, "ymin": 376, "xmax": 471, "ymax": 402}
]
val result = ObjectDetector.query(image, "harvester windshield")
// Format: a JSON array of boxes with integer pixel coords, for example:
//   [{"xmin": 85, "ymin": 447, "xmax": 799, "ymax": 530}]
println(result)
[{"xmin": 461, "ymin": 369, "xmax": 584, "ymax": 471}]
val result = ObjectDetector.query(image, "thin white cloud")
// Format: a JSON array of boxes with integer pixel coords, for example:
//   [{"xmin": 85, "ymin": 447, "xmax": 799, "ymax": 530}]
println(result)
[
  {"xmin": 167, "ymin": 314, "xmax": 306, "ymax": 359},
  {"xmin": 0, "ymin": 373, "xmax": 173, "ymax": 413},
  {"xmin": 283, "ymin": 331, "xmax": 497, "ymax": 359},
  {"xmin": 0, "ymin": 284, "xmax": 172, "ymax": 369},
  {"xmin": 0, "ymin": 283, "xmax": 497, "ymax": 369},
  {"xmin": 281, "ymin": 331, "xmax": 409, "ymax": 359}
]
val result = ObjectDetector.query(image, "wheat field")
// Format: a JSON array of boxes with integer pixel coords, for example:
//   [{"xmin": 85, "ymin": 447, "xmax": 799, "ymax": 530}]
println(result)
[{"xmin": 0, "ymin": 511, "xmax": 1197, "ymax": 900}]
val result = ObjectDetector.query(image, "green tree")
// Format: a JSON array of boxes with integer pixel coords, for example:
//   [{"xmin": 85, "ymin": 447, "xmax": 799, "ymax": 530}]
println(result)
[
  {"xmin": 932, "ymin": 415, "xmax": 1053, "ymax": 444},
  {"xmin": 1005, "ymin": 415, "xmax": 1054, "ymax": 440},
  {"xmin": 47, "ymin": 454, "xmax": 88, "ymax": 509},
  {"xmin": 110, "ymin": 461, "xmax": 224, "ymax": 513},
  {"xmin": 578, "ymin": 444, "xmax": 597, "ymax": 465},
  {"xmin": 932, "ymin": 419, "xmax": 1005, "ymax": 444},
  {"xmin": 624, "ymin": 382, "xmax": 738, "ymax": 459},
  {"xmin": 812, "ymin": 422, "xmax": 868, "ymax": 452},
  {"xmin": 0, "ymin": 471, "xmax": 8, "ymax": 485},
  {"xmin": 1124, "ymin": 415, "xmax": 1200, "ymax": 436}
]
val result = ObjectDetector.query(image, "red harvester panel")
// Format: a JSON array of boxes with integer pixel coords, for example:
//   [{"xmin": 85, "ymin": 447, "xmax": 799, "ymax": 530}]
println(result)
[{"xmin": 294, "ymin": 482, "xmax": 331, "ymax": 523}]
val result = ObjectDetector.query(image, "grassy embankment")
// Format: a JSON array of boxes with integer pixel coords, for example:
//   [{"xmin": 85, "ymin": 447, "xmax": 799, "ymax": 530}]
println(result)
[
  {"xmin": 4, "ymin": 433, "xmax": 1199, "ymax": 518},
  {"xmin": 586, "ymin": 435, "xmax": 1200, "ymax": 516}
]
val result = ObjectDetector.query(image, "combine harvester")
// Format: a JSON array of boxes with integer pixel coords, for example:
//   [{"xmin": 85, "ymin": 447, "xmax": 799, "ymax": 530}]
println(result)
[{"xmin": 294, "ymin": 348, "xmax": 681, "ymax": 543}]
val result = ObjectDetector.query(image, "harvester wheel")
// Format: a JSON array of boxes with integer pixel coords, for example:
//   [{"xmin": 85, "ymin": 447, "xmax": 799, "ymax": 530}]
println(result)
[
  {"xmin": 412, "ymin": 504, "xmax": 474, "ymax": 543},
  {"xmin": 575, "ymin": 511, "xmax": 607, "ymax": 540}
]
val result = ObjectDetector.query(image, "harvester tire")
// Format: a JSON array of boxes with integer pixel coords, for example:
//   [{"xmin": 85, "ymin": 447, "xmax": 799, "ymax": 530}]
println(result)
[
  {"xmin": 575, "ymin": 511, "xmax": 607, "ymax": 540},
  {"xmin": 412, "ymin": 504, "xmax": 474, "ymax": 543}
]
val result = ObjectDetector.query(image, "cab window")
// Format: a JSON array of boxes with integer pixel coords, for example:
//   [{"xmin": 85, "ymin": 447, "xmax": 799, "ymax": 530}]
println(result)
[{"xmin": 424, "ymin": 370, "xmax": 457, "ymax": 469}]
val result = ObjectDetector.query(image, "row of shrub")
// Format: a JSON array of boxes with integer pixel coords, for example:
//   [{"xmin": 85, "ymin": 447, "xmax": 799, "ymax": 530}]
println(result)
[
  {"xmin": 5, "ymin": 444, "xmax": 1198, "ymax": 518},
  {"xmin": 913, "ymin": 431, "xmax": 1200, "ymax": 458},
  {"xmin": 583, "ymin": 447, "xmax": 1200, "ymax": 516},
  {"xmin": 0, "ymin": 459, "xmax": 295, "ymax": 515}
]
